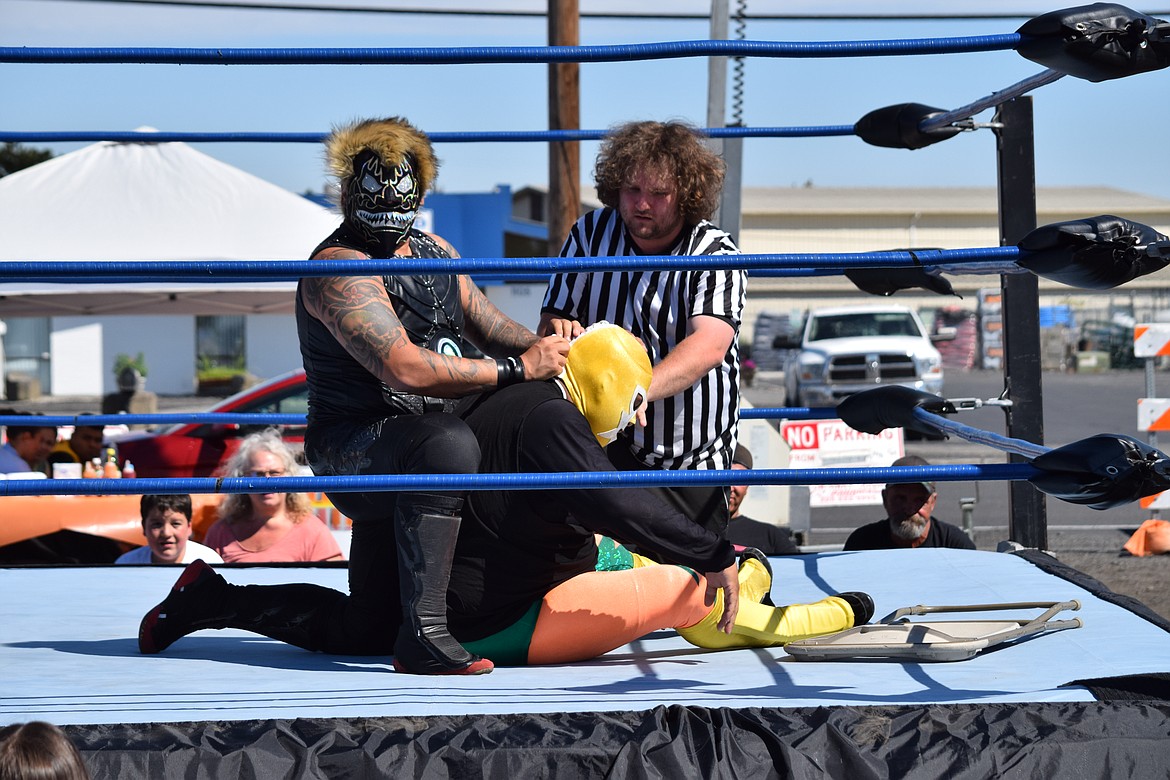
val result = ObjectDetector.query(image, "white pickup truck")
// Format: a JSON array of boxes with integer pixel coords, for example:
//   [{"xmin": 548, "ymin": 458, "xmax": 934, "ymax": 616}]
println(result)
[{"xmin": 776, "ymin": 304, "xmax": 949, "ymax": 407}]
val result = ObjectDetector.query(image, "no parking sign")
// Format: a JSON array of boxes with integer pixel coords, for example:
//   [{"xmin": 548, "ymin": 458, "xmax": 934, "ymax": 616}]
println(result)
[{"xmin": 780, "ymin": 418, "xmax": 904, "ymax": 508}]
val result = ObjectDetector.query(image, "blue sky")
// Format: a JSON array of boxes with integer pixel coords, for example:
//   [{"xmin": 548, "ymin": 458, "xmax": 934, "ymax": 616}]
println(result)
[{"xmin": 4, "ymin": 0, "xmax": 1170, "ymax": 202}]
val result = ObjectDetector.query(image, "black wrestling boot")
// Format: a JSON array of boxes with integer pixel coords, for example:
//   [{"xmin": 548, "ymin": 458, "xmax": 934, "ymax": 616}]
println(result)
[
  {"xmin": 139, "ymin": 560, "xmax": 227, "ymax": 654},
  {"xmin": 138, "ymin": 559, "xmax": 343, "ymax": 654},
  {"xmin": 835, "ymin": 591, "xmax": 875, "ymax": 626},
  {"xmin": 392, "ymin": 493, "xmax": 493, "ymax": 675}
]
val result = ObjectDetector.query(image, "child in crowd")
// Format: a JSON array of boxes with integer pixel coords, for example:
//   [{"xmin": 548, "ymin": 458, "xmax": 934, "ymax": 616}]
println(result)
[
  {"xmin": 115, "ymin": 494, "xmax": 223, "ymax": 565},
  {"xmin": 0, "ymin": 720, "xmax": 90, "ymax": 780}
]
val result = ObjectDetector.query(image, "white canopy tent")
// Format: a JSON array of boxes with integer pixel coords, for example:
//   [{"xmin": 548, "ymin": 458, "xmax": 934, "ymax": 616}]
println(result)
[
  {"xmin": 0, "ymin": 133, "xmax": 342, "ymax": 394},
  {"xmin": 0, "ymin": 130, "xmax": 340, "ymax": 316}
]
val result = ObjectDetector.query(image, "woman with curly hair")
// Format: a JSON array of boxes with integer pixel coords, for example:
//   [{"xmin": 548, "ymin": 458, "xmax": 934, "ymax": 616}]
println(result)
[{"xmin": 203, "ymin": 429, "xmax": 343, "ymax": 563}]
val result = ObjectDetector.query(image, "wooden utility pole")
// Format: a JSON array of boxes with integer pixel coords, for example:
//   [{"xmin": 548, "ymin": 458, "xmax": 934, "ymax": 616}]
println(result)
[
  {"xmin": 706, "ymin": 0, "xmax": 728, "ymax": 174},
  {"xmin": 548, "ymin": 0, "xmax": 580, "ymax": 256},
  {"xmin": 706, "ymin": 0, "xmax": 741, "ymax": 239}
]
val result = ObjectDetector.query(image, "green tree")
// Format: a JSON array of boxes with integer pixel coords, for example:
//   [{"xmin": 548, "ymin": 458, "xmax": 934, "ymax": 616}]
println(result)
[{"xmin": 0, "ymin": 142, "xmax": 52, "ymax": 177}]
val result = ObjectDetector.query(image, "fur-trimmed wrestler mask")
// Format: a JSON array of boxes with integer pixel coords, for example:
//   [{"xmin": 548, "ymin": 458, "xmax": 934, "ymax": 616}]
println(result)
[
  {"xmin": 560, "ymin": 322, "xmax": 653, "ymax": 448},
  {"xmin": 344, "ymin": 149, "xmax": 422, "ymax": 255},
  {"xmin": 326, "ymin": 117, "xmax": 437, "ymax": 256}
]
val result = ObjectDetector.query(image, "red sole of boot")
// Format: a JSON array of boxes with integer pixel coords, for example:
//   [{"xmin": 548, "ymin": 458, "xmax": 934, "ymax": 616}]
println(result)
[
  {"xmin": 138, "ymin": 609, "xmax": 163, "ymax": 655},
  {"xmin": 392, "ymin": 657, "xmax": 495, "ymax": 675},
  {"xmin": 138, "ymin": 561, "xmax": 214, "ymax": 654}
]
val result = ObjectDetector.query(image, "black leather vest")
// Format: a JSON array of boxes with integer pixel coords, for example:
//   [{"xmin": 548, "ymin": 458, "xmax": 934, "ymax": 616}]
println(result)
[{"xmin": 298, "ymin": 226, "xmax": 465, "ymax": 420}]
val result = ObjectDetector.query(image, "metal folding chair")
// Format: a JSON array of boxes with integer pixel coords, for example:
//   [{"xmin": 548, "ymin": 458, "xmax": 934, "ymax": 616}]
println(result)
[{"xmin": 785, "ymin": 600, "xmax": 1083, "ymax": 662}]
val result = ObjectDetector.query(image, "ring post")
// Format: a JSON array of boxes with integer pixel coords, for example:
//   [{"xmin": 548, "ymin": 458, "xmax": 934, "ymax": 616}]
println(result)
[{"xmin": 995, "ymin": 96, "xmax": 1048, "ymax": 550}]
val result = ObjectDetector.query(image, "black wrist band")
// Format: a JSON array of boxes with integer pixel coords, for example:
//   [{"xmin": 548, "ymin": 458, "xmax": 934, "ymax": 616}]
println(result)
[{"xmin": 495, "ymin": 356, "xmax": 525, "ymax": 387}]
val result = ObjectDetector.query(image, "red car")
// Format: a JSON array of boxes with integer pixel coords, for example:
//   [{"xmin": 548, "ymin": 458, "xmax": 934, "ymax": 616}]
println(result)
[{"xmin": 114, "ymin": 369, "xmax": 308, "ymax": 478}]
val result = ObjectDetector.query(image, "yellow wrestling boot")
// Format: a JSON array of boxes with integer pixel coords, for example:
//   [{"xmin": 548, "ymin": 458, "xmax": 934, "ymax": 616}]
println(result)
[
  {"xmin": 737, "ymin": 547, "xmax": 774, "ymax": 606},
  {"xmin": 678, "ymin": 589, "xmax": 874, "ymax": 651}
]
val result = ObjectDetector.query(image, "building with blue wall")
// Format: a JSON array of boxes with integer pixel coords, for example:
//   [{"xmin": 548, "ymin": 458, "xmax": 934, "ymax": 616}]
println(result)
[{"xmin": 304, "ymin": 184, "xmax": 551, "ymax": 260}]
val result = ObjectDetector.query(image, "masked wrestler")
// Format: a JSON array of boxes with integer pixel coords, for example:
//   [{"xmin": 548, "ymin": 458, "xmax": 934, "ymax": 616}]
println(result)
[
  {"xmin": 138, "ymin": 324, "xmax": 870, "ymax": 668},
  {"xmin": 448, "ymin": 323, "xmax": 872, "ymax": 664},
  {"xmin": 214, "ymin": 116, "xmax": 565, "ymax": 676}
]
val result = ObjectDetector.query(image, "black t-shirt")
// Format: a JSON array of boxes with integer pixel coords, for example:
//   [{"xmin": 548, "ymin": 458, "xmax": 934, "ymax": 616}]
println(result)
[
  {"xmin": 726, "ymin": 514, "xmax": 801, "ymax": 556},
  {"xmin": 843, "ymin": 517, "xmax": 975, "ymax": 551},
  {"xmin": 447, "ymin": 381, "xmax": 736, "ymax": 641}
]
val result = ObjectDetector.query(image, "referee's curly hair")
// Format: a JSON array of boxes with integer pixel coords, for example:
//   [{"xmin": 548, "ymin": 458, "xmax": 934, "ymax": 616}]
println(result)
[{"xmin": 593, "ymin": 120, "xmax": 725, "ymax": 225}]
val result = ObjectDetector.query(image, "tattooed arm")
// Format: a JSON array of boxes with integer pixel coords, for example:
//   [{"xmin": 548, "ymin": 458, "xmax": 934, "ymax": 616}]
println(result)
[
  {"xmin": 302, "ymin": 245, "xmax": 568, "ymax": 395},
  {"xmin": 432, "ymin": 233, "xmax": 570, "ymax": 380},
  {"xmin": 426, "ymin": 232, "xmax": 540, "ymax": 355},
  {"xmin": 459, "ymin": 275, "xmax": 572, "ymax": 381},
  {"xmin": 303, "ymin": 245, "xmax": 494, "ymax": 395},
  {"xmin": 459, "ymin": 276, "xmax": 538, "ymax": 354}
]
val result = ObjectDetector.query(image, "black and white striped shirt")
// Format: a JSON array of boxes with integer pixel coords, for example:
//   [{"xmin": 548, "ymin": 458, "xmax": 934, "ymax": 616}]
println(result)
[{"xmin": 542, "ymin": 207, "xmax": 746, "ymax": 471}]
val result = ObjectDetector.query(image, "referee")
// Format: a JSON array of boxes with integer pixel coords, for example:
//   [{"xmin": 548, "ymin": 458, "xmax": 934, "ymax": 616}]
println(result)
[{"xmin": 539, "ymin": 120, "xmax": 746, "ymax": 539}]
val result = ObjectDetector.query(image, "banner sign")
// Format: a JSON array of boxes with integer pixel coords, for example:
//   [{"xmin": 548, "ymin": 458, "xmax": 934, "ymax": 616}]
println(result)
[{"xmin": 780, "ymin": 418, "xmax": 904, "ymax": 508}]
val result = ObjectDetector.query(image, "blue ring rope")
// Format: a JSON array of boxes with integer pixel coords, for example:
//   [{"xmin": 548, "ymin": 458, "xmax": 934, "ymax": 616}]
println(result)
[
  {"xmin": 0, "ymin": 127, "xmax": 859, "ymax": 144},
  {"xmin": 0, "ymin": 33, "xmax": 1071, "ymax": 503},
  {"xmin": 0, "ymin": 268, "xmax": 1018, "ymax": 283},
  {"xmin": 0, "ymin": 413, "xmax": 307, "ymax": 427},
  {"xmin": 740, "ymin": 407, "xmax": 840, "ymax": 421},
  {"xmin": 0, "ymin": 247, "xmax": 1024, "ymax": 283},
  {"xmin": 0, "ymin": 269, "xmax": 933, "ymax": 283},
  {"xmin": 2, "ymin": 408, "xmax": 832, "ymax": 428},
  {"xmin": 0, "ymin": 36, "xmax": 1023, "ymax": 65},
  {"xmin": 0, "ymin": 462, "xmax": 1039, "ymax": 498}
]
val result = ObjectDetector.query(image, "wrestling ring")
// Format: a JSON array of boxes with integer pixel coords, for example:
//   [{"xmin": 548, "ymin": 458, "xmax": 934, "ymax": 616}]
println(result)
[{"xmin": 3, "ymin": 5, "xmax": 1170, "ymax": 776}]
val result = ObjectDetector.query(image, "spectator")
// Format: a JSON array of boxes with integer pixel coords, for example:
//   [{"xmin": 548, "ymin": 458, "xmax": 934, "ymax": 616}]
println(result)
[
  {"xmin": 0, "ymin": 721, "xmax": 90, "ymax": 780},
  {"xmin": 844, "ymin": 455, "xmax": 976, "ymax": 551},
  {"xmin": 46, "ymin": 420, "xmax": 104, "ymax": 470},
  {"xmin": 0, "ymin": 412, "xmax": 56, "ymax": 475},
  {"xmin": 539, "ymin": 120, "xmax": 746, "ymax": 541},
  {"xmin": 725, "ymin": 444, "xmax": 801, "ymax": 556},
  {"xmin": 203, "ymin": 430, "xmax": 343, "ymax": 563},
  {"xmin": 115, "ymin": 494, "xmax": 223, "ymax": 565}
]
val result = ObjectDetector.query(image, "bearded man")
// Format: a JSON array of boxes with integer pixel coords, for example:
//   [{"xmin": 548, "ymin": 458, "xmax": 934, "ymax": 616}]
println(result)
[{"xmin": 843, "ymin": 455, "xmax": 975, "ymax": 551}]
